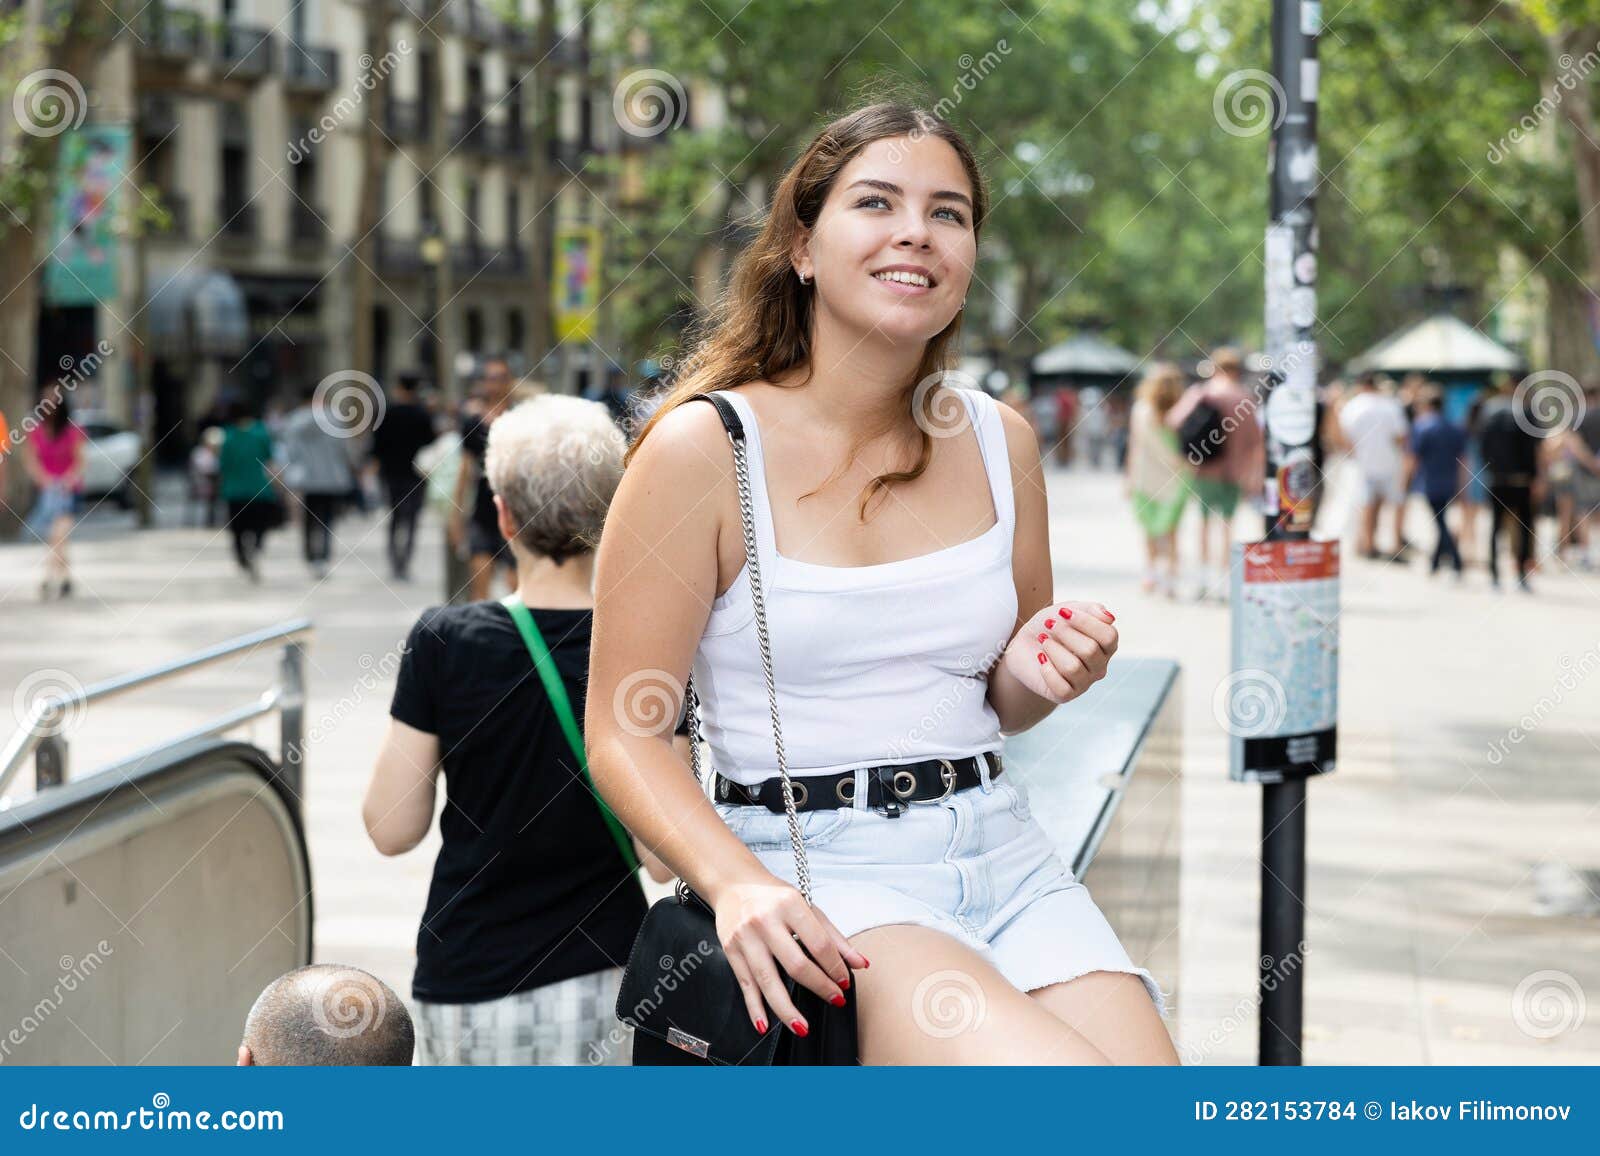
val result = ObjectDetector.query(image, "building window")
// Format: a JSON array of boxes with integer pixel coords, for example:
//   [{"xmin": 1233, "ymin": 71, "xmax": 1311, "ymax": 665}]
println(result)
[
  {"xmin": 507, "ymin": 309, "xmax": 524, "ymax": 354},
  {"xmin": 465, "ymin": 308, "xmax": 485, "ymax": 355}
]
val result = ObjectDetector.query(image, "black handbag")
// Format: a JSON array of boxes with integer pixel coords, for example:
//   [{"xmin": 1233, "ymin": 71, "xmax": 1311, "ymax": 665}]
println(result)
[{"xmin": 616, "ymin": 391, "xmax": 859, "ymax": 1065}]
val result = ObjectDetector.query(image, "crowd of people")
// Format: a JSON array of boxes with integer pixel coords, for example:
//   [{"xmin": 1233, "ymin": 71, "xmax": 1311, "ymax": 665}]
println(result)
[{"xmin": 1013, "ymin": 348, "xmax": 1600, "ymax": 601}]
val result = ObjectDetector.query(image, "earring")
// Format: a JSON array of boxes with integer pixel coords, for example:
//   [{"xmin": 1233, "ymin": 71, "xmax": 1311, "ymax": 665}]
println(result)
[{"xmin": 797, "ymin": 270, "xmax": 810, "ymax": 285}]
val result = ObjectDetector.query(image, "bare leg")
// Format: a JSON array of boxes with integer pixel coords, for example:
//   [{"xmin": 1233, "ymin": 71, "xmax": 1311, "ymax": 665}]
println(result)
[
  {"xmin": 1031, "ymin": 971, "xmax": 1179, "ymax": 1065},
  {"xmin": 1359, "ymin": 499, "xmax": 1379, "ymax": 555},
  {"xmin": 848, "ymin": 923, "xmax": 1110, "ymax": 1065}
]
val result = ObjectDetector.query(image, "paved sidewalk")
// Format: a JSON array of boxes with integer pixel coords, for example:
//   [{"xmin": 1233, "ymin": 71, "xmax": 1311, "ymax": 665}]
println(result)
[{"xmin": 1, "ymin": 456, "xmax": 1596, "ymax": 1063}]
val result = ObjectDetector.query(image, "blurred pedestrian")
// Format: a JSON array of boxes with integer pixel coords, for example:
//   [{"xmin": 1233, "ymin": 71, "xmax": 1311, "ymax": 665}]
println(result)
[
  {"xmin": 1407, "ymin": 387, "xmax": 1467, "ymax": 579},
  {"xmin": 1478, "ymin": 375, "xmax": 1545, "ymax": 592},
  {"xmin": 1460, "ymin": 389, "xmax": 1493, "ymax": 566},
  {"xmin": 369, "ymin": 371, "xmax": 438, "ymax": 582},
  {"xmin": 1573, "ymin": 379, "xmax": 1600, "ymax": 570},
  {"xmin": 363, "ymin": 395, "xmax": 673, "ymax": 1066},
  {"xmin": 218, "ymin": 401, "xmax": 282, "ymax": 583},
  {"xmin": 24, "ymin": 383, "xmax": 86, "ymax": 600},
  {"xmin": 1337, "ymin": 373, "xmax": 1412, "ymax": 561},
  {"xmin": 278, "ymin": 383, "xmax": 356, "ymax": 578},
  {"xmin": 1124, "ymin": 362, "xmax": 1191, "ymax": 598},
  {"xmin": 1053, "ymin": 385, "xmax": 1078, "ymax": 466},
  {"xmin": 1165, "ymin": 346, "xmax": 1264, "ymax": 601},
  {"xmin": 450, "ymin": 356, "xmax": 518, "ymax": 601}
]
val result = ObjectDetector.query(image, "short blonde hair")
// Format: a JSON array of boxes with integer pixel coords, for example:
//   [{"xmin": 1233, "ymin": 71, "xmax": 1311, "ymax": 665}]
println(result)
[
  {"xmin": 485, "ymin": 395, "xmax": 625, "ymax": 563},
  {"xmin": 1136, "ymin": 362, "xmax": 1187, "ymax": 417}
]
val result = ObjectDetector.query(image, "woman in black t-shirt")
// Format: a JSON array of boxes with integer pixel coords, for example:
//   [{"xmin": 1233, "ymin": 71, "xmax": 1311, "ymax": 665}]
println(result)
[{"xmin": 363, "ymin": 395, "xmax": 674, "ymax": 1065}]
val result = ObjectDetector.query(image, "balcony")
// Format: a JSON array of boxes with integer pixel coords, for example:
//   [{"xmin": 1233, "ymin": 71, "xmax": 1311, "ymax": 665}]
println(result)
[
  {"xmin": 373, "ymin": 234, "xmax": 426, "ymax": 276},
  {"xmin": 135, "ymin": 5, "xmax": 206, "ymax": 61},
  {"xmin": 451, "ymin": 238, "xmax": 527, "ymax": 280},
  {"xmin": 282, "ymin": 43, "xmax": 339, "ymax": 93},
  {"xmin": 217, "ymin": 24, "xmax": 275, "ymax": 80},
  {"xmin": 449, "ymin": 111, "xmax": 502, "ymax": 157},
  {"xmin": 382, "ymin": 99, "xmax": 428, "ymax": 145},
  {"xmin": 450, "ymin": 0, "xmax": 500, "ymax": 43},
  {"xmin": 290, "ymin": 203, "xmax": 329, "ymax": 248},
  {"xmin": 216, "ymin": 200, "xmax": 257, "ymax": 246}
]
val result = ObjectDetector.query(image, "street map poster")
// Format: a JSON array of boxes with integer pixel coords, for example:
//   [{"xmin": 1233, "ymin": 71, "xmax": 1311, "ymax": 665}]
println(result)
[{"xmin": 1228, "ymin": 538, "xmax": 1339, "ymax": 783}]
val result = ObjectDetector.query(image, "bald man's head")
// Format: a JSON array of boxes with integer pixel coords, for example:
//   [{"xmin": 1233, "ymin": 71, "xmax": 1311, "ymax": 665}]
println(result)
[{"xmin": 240, "ymin": 965, "xmax": 413, "ymax": 1066}]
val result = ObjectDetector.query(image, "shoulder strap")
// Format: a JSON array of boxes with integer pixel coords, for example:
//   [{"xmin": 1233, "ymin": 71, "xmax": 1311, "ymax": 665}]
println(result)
[{"xmin": 499, "ymin": 595, "xmax": 640, "ymax": 872}]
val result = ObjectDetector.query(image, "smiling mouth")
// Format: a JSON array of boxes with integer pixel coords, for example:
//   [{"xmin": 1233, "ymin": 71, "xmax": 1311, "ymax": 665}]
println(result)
[{"xmin": 871, "ymin": 271, "xmax": 935, "ymax": 289}]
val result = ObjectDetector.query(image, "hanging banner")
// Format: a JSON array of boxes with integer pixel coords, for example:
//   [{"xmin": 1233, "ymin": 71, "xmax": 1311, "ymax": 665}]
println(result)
[
  {"xmin": 553, "ymin": 224, "xmax": 602, "ymax": 342},
  {"xmin": 44, "ymin": 124, "xmax": 130, "ymax": 307},
  {"xmin": 1228, "ymin": 538, "xmax": 1339, "ymax": 783}
]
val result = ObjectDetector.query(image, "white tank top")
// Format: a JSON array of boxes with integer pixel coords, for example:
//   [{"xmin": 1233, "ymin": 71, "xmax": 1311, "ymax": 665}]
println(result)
[{"xmin": 691, "ymin": 386, "xmax": 1019, "ymax": 785}]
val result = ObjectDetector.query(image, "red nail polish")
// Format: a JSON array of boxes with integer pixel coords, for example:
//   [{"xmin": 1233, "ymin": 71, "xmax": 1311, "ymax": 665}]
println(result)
[
  {"xmin": 1037, "ymin": 632, "xmax": 1048, "ymax": 642},
  {"xmin": 1062, "ymin": 608, "xmax": 1072, "ymax": 619},
  {"xmin": 1104, "ymin": 610, "xmax": 1115, "ymax": 622},
  {"xmin": 830, "ymin": 993, "xmax": 846, "ymax": 1007},
  {"xmin": 840, "ymin": 975, "xmax": 851, "ymax": 990},
  {"xmin": 755, "ymin": 1018, "xmax": 768, "ymax": 1033},
  {"xmin": 791, "ymin": 1019, "xmax": 809, "ymax": 1037},
  {"xmin": 1037, "ymin": 652, "xmax": 1047, "ymax": 664},
  {"xmin": 1044, "ymin": 618, "xmax": 1055, "ymax": 628},
  {"xmin": 860, "ymin": 957, "xmax": 870, "ymax": 968}
]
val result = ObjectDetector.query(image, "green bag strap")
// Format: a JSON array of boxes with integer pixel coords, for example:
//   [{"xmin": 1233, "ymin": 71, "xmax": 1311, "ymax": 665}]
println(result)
[{"xmin": 499, "ymin": 594, "xmax": 640, "ymax": 872}]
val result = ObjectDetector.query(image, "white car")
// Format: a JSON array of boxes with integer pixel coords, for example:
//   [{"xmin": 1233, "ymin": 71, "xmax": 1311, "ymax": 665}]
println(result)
[{"xmin": 76, "ymin": 412, "xmax": 143, "ymax": 508}]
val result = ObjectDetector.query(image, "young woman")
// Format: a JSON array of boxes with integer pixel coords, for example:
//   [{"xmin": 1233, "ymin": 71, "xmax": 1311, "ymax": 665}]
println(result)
[
  {"xmin": 25, "ymin": 385, "xmax": 86, "ymax": 600},
  {"xmin": 1124, "ymin": 362, "xmax": 1192, "ymax": 598},
  {"xmin": 584, "ymin": 102, "xmax": 1176, "ymax": 1065}
]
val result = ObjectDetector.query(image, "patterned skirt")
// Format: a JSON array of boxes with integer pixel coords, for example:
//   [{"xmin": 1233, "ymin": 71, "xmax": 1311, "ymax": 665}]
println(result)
[{"xmin": 414, "ymin": 966, "xmax": 631, "ymax": 1065}]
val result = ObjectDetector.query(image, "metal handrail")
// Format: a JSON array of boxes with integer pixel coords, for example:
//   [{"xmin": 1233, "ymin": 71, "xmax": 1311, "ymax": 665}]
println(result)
[{"xmin": 0, "ymin": 620, "xmax": 313, "ymax": 804}]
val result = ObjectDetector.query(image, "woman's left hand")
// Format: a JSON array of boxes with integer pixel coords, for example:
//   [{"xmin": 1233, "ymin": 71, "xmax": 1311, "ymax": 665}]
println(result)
[{"xmin": 1001, "ymin": 600, "xmax": 1118, "ymax": 705}]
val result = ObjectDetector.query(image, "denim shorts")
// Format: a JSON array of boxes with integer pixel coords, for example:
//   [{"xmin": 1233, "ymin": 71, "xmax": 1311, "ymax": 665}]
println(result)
[{"xmin": 713, "ymin": 759, "xmax": 1167, "ymax": 1016}]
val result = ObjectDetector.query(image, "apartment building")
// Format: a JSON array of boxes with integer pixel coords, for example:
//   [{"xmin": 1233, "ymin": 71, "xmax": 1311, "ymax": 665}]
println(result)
[{"xmin": 44, "ymin": 0, "xmax": 627, "ymax": 462}]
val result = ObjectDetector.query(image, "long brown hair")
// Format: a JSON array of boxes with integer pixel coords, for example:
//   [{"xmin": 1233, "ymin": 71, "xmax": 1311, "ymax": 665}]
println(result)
[{"xmin": 625, "ymin": 100, "xmax": 990, "ymax": 522}]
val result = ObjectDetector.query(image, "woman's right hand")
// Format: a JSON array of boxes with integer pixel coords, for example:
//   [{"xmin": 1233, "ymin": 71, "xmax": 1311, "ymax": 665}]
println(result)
[{"xmin": 712, "ymin": 875, "xmax": 869, "ymax": 1035}]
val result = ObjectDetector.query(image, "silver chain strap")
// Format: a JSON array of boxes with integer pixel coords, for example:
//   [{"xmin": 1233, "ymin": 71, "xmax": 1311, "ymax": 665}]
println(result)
[{"xmin": 683, "ymin": 397, "xmax": 813, "ymax": 906}]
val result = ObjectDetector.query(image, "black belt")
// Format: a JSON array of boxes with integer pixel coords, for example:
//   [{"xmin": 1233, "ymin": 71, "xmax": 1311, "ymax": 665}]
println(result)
[{"xmin": 712, "ymin": 751, "xmax": 1003, "ymax": 819}]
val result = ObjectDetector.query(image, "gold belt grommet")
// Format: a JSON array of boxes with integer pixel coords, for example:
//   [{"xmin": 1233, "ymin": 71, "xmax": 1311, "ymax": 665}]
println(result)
[{"xmin": 835, "ymin": 777, "xmax": 856, "ymax": 804}]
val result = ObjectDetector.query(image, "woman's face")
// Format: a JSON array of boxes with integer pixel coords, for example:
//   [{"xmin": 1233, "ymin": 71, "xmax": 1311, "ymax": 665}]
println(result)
[{"xmin": 797, "ymin": 134, "xmax": 977, "ymax": 345}]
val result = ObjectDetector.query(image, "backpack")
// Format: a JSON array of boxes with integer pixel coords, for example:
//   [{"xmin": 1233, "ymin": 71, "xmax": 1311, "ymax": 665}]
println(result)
[{"xmin": 1177, "ymin": 396, "xmax": 1228, "ymax": 464}]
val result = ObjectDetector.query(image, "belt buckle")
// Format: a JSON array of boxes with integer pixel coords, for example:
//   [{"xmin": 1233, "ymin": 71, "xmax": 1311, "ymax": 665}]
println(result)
[{"xmin": 936, "ymin": 758, "xmax": 957, "ymax": 801}]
